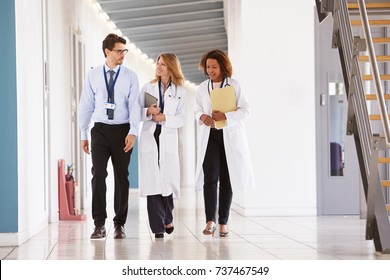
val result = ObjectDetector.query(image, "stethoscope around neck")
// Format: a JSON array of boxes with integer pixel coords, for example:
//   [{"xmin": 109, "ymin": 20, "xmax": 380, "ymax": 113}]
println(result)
[
  {"xmin": 159, "ymin": 79, "xmax": 178, "ymax": 98},
  {"xmin": 158, "ymin": 80, "xmax": 179, "ymax": 113},
  {"xmin": 207, "ymin": 77, "xmax": 230, "ymax": 95}
]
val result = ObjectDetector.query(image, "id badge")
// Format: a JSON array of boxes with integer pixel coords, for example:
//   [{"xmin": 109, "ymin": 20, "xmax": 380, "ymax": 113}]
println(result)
[{"xmin": 105, "ymin": 102, "xmax": 116, "ymax": 110}]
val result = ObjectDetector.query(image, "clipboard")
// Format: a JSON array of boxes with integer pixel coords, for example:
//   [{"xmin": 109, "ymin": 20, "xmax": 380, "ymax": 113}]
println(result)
[
  {"xmin": 144, "ymin": 92, "xmax": 158, "ymax": 108},
  {"xmin": 210, "ymin": 86, "xmax": 236, "ymax": 129}
]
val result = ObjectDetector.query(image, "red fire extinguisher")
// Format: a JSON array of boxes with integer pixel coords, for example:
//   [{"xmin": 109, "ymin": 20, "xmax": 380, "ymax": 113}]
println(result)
[{"xmin": 65, "ymin": 164, "xmax": 75, "ymax": 215}]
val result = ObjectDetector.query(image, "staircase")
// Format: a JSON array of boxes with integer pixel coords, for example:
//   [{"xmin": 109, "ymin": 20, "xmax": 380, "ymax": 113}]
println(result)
[{"xmin": 316, "ymin": 0, "xmax": 390, "ymax": 253}]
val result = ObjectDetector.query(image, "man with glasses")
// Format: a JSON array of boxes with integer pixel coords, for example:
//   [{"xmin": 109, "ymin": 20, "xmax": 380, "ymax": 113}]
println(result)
[{"xmin": 79, "ymin": 33, "xmax": 141, "ymax": 239}]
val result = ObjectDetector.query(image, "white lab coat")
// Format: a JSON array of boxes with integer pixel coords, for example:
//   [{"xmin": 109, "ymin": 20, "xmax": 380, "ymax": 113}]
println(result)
[
  {"xmin": 194, "ymin": 78, "xmax": 255, "ymax": 192},
  {"xmin": 138, "ymin": 82, "xmax": 186, "ymax": 198}
]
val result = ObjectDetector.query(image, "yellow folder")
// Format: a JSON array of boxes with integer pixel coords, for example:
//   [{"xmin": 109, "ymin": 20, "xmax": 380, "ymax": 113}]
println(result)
[{"xmin": 210, "ymin": 86, "xmax": 237, "ymax": 129}]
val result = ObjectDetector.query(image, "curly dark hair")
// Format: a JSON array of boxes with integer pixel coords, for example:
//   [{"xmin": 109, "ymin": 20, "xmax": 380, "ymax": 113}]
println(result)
[{"xmin": 199, "ymin": 49, "xmax": 233, "ymax": 78}]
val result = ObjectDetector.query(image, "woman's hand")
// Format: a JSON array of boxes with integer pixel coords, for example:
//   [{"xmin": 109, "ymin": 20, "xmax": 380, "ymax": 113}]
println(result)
[
  {"xmin": 146, "ymin": 103, "xmax": 160, "ymax": 116},
  {"xmin": 152, "ymin": 113, "xmax": 166, "ymax": 122},
  {"xmin": 200, "ymin": 114, "xmax": 215, "ymax": 127},
  {"xmin": 211, "ymin": 110, "xmax": 226, "ymax": 121}
]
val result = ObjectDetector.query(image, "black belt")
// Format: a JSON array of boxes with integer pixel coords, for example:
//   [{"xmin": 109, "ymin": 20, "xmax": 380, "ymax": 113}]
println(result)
[{"xmin": 94, "ymin": 122, "xmax": 129, "ymax": 128}]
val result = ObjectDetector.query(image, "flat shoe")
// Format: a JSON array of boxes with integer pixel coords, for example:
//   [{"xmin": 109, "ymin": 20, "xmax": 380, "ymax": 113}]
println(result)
[
  {"xmin": 165, "ymin": 226, "xmax": 174, "ymax": 234},
  {"xmin": 155, "ymin": 233, "xmax": 164, "ymax": 238}
]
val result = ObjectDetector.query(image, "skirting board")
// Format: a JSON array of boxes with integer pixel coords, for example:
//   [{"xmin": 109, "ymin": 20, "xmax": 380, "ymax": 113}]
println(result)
[{"xmin": 0, "ymin": 217, "xmax": 48, "ymax": 247}]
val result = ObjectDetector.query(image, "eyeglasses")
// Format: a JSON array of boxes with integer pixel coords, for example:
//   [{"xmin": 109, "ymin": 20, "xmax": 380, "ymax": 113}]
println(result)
[{"xmin": 112, "ymin": 49, "xmax": 129, "ymax": 55}]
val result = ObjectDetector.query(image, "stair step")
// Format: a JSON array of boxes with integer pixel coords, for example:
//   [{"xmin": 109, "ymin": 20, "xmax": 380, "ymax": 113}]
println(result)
[
  {"xmin": 366, "ymin": 94, "xmax": 390, "ymax": 100},
  {"xmin": 382, "ymin": 181, "xmax": 390, "ymax": 187},
  {"xmin": 370, "ymin": 115, "xmax": 390, "ymax": 120},
  {"xmin": 359, "ymin": 55, "xmax": 390, "ymax": 62},
  {"xmin": 378, "ymin": 157, "xmax": 390, "ymax": 163},
  {"xmin": 373, "ymin": 37, "xmax": 390, "ymax": 44},
  {"xmin": 348, "ymin": 3, "xmax": 390, "ymax": 9},
  {"xmin": 351, "ymin": 20, "xmax": 390, "ymax": 26},
  {"xmin": 362, "ymin": 74, "xmax": 390, "ymax": 80}
]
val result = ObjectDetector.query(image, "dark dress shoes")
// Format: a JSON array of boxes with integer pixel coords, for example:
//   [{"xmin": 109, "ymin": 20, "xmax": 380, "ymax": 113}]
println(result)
[
  {"xmin": 113, "ymin": 225, "xmax": 126, "ymax": 239},
  {"xmin": 165, "ymin": 226, "xmax": 174, "ymax": 234},
  {"xmin": 155, "ymin": 233, "xmax": 164, "ymax": 238},
  {"xmin": 90, "ymin": 225, "xmax": 106, "ymax": 239}
]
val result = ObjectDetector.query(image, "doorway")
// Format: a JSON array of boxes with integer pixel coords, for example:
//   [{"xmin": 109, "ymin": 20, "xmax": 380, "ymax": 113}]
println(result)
[
  {"xmin": 315, "ymin": 14, "xmax": 360, "ymax": 215},
  {"xmin": 70, "ymin": 29, "xmax": 86, "ymax": 211}
]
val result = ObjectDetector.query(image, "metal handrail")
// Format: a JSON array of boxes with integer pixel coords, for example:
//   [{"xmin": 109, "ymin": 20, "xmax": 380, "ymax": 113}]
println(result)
[
  {"xmin": 337, "ymin": 0, "xmax": 373, "ymax": 175},
  {"xmin": 358, "ymin": 0, "xmax": 390, "ymax": 146},
  {"xmin": 316, "ymin": 0, "xmax": 390, "ymax": 254}
]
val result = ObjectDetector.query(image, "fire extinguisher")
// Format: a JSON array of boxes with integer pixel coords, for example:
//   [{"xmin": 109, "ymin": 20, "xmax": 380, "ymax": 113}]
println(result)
[{"xmin": 65, "ymin": 164, "xmax": 75, "ymax": 215}]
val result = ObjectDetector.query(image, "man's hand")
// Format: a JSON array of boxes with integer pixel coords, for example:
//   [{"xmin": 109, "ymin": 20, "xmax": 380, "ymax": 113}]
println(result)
[
  {"xmin": 124, "ymin": 134, "xmax": 136, "ymax": 153},
  {"xmin": 81, "ymin": 140, "xmax": 90, "ymax": 155}
]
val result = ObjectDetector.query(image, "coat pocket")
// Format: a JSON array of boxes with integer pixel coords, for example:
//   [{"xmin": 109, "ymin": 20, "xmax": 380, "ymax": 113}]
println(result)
[
  {"xmin": 138, "ymin": 132, "xmax": 156, "ymax": 153},
  {"xmin": 164, "ymin": 96, "xmax": 180, "ymax": 115}
]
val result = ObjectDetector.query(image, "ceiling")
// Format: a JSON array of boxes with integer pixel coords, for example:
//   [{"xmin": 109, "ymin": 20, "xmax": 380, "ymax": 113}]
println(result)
[{"xmin": 96, "ymin": 0, "xmax": 228, "ymax": 85}]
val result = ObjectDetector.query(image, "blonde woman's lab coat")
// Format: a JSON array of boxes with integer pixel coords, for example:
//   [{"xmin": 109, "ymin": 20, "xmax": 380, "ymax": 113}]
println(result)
[
  {"xmin": 138, "ymin": 82, "xmax": 186, "ymax": 198},
  {"xmin": 194, "ymin": 78, "xmax": 255, "ymax": 192}
]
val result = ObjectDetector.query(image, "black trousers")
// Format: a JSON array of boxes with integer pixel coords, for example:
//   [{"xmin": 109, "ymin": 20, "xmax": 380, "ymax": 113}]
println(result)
[
  {"xmin": 147, "ymin": 194, "xmax": 174, "ymax": 233},
  {"xmin": 146, "ymin": 124, "xmax": 174, "ymax": 233},
  {"xmin": 203, "ymin": 129, "xmax": 232, "ymax": 225},
  {"xmin": 91, "ymin": 122, "xmax": 132, "ymax": 226}
]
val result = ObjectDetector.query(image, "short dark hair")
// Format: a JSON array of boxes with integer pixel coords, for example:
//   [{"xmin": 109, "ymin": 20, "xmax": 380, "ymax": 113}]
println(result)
[
  {"xmin": 199, "ymin": 49, "xmax": 233, "ymax": 78},
  {"xmin": 102, "ymin": 33, "xmax": 126, "ymax": 57}
]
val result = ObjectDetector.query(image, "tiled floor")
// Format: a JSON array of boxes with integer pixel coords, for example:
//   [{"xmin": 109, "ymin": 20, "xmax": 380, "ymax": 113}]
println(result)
[{"xmin": 1, "ymin": 187, "xmax": 389, "ymax": 260}]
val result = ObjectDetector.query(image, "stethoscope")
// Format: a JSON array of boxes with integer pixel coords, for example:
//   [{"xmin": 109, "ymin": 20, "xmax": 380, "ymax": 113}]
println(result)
[
  {"xmin": 207, "ymin": 77, "xmax": 231, "ymax": 95},
  {"xmin": 158, "ymin": 80, "xmax": 179, "ymax": 112}
]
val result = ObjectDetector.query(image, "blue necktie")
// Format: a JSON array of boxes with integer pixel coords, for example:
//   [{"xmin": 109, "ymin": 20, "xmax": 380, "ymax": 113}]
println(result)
[{"xmin": 107, "ymin": 70, "xmax": 115, "ymax": 120}]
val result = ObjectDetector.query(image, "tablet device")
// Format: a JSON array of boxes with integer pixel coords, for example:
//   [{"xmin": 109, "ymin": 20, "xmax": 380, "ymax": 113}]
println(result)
[{"xmin": 144, "ymin": 92, "xmax": 158, "ymax": 108}]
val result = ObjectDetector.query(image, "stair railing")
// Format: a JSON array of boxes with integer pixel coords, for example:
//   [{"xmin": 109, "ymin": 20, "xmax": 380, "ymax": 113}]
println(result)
[
  {"xmin": 357, "ymin": 0, "xmax": 390, "ymax": 145},
  {"xmin": 316, "ymin": 0, "xmax": 390, "ymax": 253}
]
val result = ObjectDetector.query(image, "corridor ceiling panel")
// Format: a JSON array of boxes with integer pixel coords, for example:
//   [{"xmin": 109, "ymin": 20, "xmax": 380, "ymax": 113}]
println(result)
[{"xmin": 97, "ymin": 0, "xmax": 228, "ymax": 85}]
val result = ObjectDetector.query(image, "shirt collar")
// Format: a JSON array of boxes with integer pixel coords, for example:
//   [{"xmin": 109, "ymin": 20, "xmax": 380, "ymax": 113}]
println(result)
[
  {"xmin": 159, "ymin": 80, "xmax": 171, "ymax": 91},
  {"xmin": 104, "ymin": 64, "xmax": 120, "ymax": 73}
]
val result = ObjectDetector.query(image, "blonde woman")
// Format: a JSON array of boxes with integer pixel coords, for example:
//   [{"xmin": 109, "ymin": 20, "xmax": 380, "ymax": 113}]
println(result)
[{"xmin": 138, "ymin": 53, "xmax": 186, "ymax": 238}]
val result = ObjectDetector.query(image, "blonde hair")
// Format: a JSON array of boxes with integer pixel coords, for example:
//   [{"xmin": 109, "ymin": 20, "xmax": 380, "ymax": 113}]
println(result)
[{"xmin": 152, "ymin": 53, "xmax": 185, "ymax": 86}]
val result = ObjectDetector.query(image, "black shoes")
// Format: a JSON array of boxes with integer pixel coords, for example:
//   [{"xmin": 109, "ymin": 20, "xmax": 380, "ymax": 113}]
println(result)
[
  {"xmin": 113, "ymin": 224, "xmax": 126, "ymax": 239},
  {"xmin": 90, "ymin": 224, "xmax": 125, "ymax": 239},
  {"xmin": 155, "ymin": 223, "xmax": 173, "ymax": 238},
  {"xmin": 165, "ymin": 224, "xmax": 174, "ymax": 234},
  {"xmin": 90, "ymin": 225, "xmax": 106, "ymax": 239}
]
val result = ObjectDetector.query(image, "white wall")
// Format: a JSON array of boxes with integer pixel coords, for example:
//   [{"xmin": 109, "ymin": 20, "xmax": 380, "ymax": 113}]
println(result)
[
  {"xmin": 14, "ymin": 0, "xmax": 47, "ymax": 246},
  {"xmin": 226, "ymin": 0, "xmax": 317, "ymax": 215}
]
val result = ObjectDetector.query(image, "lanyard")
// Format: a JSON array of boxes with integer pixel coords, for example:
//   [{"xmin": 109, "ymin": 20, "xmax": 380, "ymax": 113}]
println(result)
[
  {"xmin": 158, "ymin": 80, "xmax": 171, "ymax": 112},
  {"xmin": 103, "ymin": 65, "xmax": 121, "ymax": 101}
]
